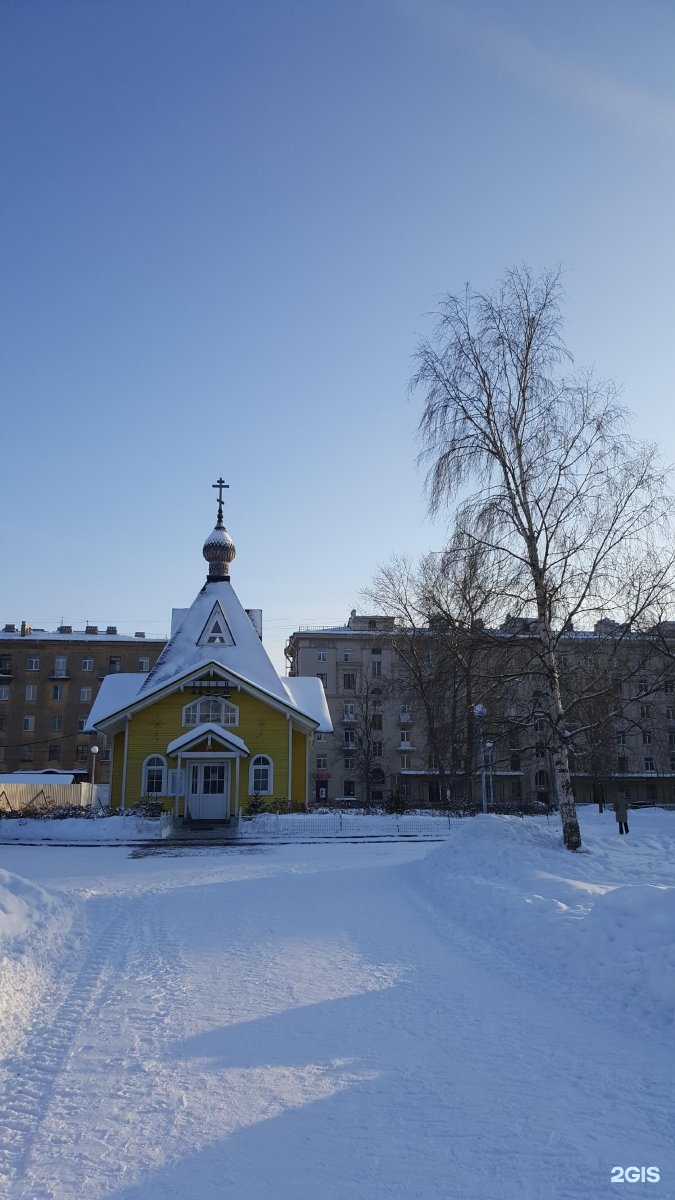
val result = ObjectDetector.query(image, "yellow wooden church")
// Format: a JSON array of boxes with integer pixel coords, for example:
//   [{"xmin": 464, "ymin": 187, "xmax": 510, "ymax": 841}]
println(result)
[{"xmin": 89, "ymin": 482, "xmax": 331, "ymax": 820}]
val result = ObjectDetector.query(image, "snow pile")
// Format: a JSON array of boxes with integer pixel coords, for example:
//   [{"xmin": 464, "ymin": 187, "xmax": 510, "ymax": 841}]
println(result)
[
  {"xmin": 413, "ymin": 808, "xmax": 675, "ymax": 1030},
  {"xmin": 0, "ymin": 813, "xmax": 166, "ymax": 844},
  {"xmin": 0, "ymin": 870, "xmax": 72, "ymax": 1063}
]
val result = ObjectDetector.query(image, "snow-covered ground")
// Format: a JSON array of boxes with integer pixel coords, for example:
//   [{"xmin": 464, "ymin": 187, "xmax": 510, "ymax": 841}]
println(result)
[
  {"xmin": 0, "ymin": 814, "xmax": 166, "ymax": 845},
  {"xmin": 1, "ymin": 808, "xmax": 673, "ymax": 1200}
]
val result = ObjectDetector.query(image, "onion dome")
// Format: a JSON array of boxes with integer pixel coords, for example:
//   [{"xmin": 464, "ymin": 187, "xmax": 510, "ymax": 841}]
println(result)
[{"xmin": 203, "ymin": 487, "xmax": 236, "ymax": 581}]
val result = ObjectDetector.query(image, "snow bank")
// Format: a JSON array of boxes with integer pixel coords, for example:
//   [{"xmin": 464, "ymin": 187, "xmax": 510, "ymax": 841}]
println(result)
[
  {"xmin": 0, "ymin": 870, "xmax": 73, "ymax": 1063},
  {"xmin": 413, "ymin": 808, "xmax": 675, "ymax": 1030},
  {"xmin": 0, "ymin": 814, "xmax": 166, "ymax": 844}
]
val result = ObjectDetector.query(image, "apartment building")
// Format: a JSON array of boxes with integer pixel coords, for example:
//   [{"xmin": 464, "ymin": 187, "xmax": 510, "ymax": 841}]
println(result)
[
  {"xmin": 0, "ymin": 622, "xmax": 165, "ymax": 781},
  {"xmin": 286, "ymin": 612, "xmax": 675, "ymax": 809}
]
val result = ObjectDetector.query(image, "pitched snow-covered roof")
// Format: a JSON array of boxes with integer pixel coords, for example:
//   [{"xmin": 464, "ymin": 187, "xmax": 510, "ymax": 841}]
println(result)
[
  {"xmin": 86, "ymin": 673, "xmax": 145, "ymax": 730},
  {"xmin": 139, "ymin": 581, "xmax": 289, "ymax": 703},
  {"xmin": 282, "ymin": 677, "xmax": 332, "ymax": 732},
  {"xmin": 167, "ymin": 724, "xmax": 250, "ymax": 756}
]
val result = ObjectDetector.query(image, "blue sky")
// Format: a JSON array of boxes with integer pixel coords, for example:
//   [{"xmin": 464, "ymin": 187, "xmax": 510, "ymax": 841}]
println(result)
[{"xmin": 2, "ymin": 0, "xmax": 674, "ymax": 671}]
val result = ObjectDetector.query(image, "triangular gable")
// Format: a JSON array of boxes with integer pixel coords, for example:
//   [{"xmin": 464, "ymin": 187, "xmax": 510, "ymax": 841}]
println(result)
[
  {"xmin": 198, "ymin": 601, "xmax": 234, "ymax": 647},
  {"xmin": 167, "ymin": 723, "xmax": 250, "ymax": 757}
]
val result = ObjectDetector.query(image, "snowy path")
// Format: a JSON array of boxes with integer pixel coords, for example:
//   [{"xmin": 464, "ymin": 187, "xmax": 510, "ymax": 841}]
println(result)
[{"xmin": 1, "ymin": 838, "xmax": 674, "ymax": 1200}]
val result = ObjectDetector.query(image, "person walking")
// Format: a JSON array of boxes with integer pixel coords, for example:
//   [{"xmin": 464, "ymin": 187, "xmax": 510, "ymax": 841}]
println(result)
[{"xmin": 613, "ymin": 793, "xmax": 629, "ymax": 835}]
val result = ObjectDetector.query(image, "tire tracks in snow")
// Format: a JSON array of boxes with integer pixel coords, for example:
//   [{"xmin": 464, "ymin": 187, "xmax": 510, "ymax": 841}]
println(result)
[{"xmin": 1, "ymin": 897, "xmax": 189, "ymax": 1200}]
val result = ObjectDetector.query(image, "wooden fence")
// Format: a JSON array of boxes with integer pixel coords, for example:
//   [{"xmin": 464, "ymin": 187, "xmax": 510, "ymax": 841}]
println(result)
[{"xmin": 0, "ymin": 782, "xmax": 109, "ymax": 814}]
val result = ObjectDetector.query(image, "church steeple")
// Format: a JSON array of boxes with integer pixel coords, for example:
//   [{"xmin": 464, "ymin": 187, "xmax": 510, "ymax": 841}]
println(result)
[{"xmin": 203, "ymin": 477, "xmax": 236, "ymax": 582}]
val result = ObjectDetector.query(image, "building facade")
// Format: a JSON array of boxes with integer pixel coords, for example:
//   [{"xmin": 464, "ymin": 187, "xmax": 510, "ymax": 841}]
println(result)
[
  {"xmin": 89, "ymin": 487, "xmax": 331, "ymax": 819},
  {"xmin": 285, "ymin": 613, "xmax": 675, "ymax": 810},
  {"xmin": 0, "ymin": 623, "xmax": 165, "ymax": 781}
]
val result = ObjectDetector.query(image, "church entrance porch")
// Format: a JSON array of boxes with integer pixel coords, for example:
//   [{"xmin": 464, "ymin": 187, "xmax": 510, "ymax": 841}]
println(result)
[{"xmin": 187, "ymin": 759, "xmax": 231, "ymax": 821}]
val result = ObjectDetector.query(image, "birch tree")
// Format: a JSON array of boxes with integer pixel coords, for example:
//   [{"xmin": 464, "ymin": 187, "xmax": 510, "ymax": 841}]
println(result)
[{"xmin": 413, "ymin": 265, "xmax": 674, "ymax": 850}]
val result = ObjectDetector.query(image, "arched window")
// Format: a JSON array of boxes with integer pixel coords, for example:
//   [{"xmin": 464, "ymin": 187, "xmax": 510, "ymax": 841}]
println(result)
[
  {"xmin": 249, "ymin": 754, "xmax": 273, "ymax": 795},
  {"xmin": 142, "ymin": 754, "xmax": 167, "ymax": 796},
  {"xmin": 182, "ymin": 697, "xmax": 239, "ymax": 727},
  {"xmin": 535, "ymin": 769, "xmax": 549, "ymax": 790}
]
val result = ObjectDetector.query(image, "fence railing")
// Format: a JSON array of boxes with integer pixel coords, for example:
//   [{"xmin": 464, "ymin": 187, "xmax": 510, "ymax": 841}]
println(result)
[{"xmin": 240, "ymin": 812, "xmax": 456, "ymax": 837}]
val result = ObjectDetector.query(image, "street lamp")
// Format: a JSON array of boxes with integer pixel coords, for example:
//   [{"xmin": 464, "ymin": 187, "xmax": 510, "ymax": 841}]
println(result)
[{"xmin": 90, "ymin": 744, "xmax": 99, "ymax": 788}]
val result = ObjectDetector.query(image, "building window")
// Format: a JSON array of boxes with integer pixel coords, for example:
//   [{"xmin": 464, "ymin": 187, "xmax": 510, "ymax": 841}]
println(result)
[
  {"xmin": 647, "ymin": 783, "xmax": 657, "ymax": 801},
  {"xmin": 534, "ymin": 718, "xmax": 545, "ymax": 733},
  {"xmin": 400, "ymin": 705, "xmax": 412, "ymax": 722},
  {"xmin": 643, "ymin": 730, "xmax": 652, "ymax": 745},
  {"xmin": 50, "ymin": 715, "xmax": 63, "ymax": 732},
  {"xmin": 640, "ymin": 703, "xmax": 650, "ymax": 719},
  {"xmin": 0, "ymin": 687, "xmax": 8, "ymax": 701},
  {"xmin": 48, "ymin": 744, "xmax": 61, "ymax": 762},
  {"xmin": 371, "ymin": 714, "xmax": 382, "ymax": 731},
  {"xmin": 80, "ymin": 687, "xmax": 92, "ymax": 702},
  {"xmin": 0, "ymin": 748, "xmax": 5, "ymax": 762},
  {"xmin": 109, "ymin": 656, "xmax": 122, "ymax": 674},
  {"xmin": 0, "ymin": 717, "xmax": 4, "ymax": 730},
  {"xmin": 616, "ymin": 732, "xmax": 626, "ymax": 746},
  {"xmin": 25, "ymin": 684, "xmax": 37, "ymax": 701},
  {"xmin": 52, "ymin": 685, "xmax": 64, "ymax": 701},
  {"xmin": 250, "ymin": 754, "xmax": 273, "ymax": 795},
  {"xmin": 19, "ymin": 744, "xmax": 33, "ymax": 762},
  {"xmin": 664, "ymin": 680, "xmax": 674, "ymax": 695},
  {"xmin": 534, "ymin": 769, "xmax": 549, "ymax": 789},
  {"xmin": 103, "ymin": 748, "xmax": 112, "ymax": 762},
  {"xmin": 183, "ymin": 697, "xmax": 238, "ymax": 726},
  {"xmin": 315, "ymin": 731, "xmax": 325, "ymax": 742},
  {"xmin": 344, "ymin": 755, "xmax": 355, "ymax": 770},
  {"xmin": 142, "ymin": 754, "xmax": 167, "ymax": 795},
  {"xmin": 644, "ymin": 757, "xmax": 656, "ymax": 772},
  {"xmin": 0, "ymin": 654, "xmax": 12, "ymax": 673},
  {"xmin": 75, "ymin": 745, "xmax": 88, "ymax": 763},
  {"xmin": 343, "ymin": 649, "xmax": 354, "ymax": 662},
  {"xmin": 401, "ymin": 753, "xmax": 411, "ymax": 769},
  {"xmin": 344, "ymin": 730, "xmax": 356, "ymax": 749},
  {"xmin": 54, "ymin": 655, "xmax": 68, "ymax": 677},
  {"xmin": 371, "ymin": 660, "xmax": 382, "ymax": 677},
  {"xmin": 343, "ymin": 780, "xmax": 356, "ymax": 797},
  {"xmin": 510, "ymin": 754, "xmax": 521, "ymax": 772},
  {"xmin": 618, "ymin": 756, "xmax": 628, "ymax": 773},
  {"xmin": 317, "ymin": 649, "xmax": 327, "ymax": 662},
  {"xmin": 22, "ymin": 715, "xmax": 35, "ymax": 731},
  {"xmin": 82, "ymin": 657, "xmax": 94, "ymax": 672},
  {"xmin": 637, "ymin": 679, "xmax": 648, "ymax": 695},
  {"xmin": 138, "ymin": 656, "xmax": 150, "ymax": 672},
  {"xmin": 343, "ymin": 702, "xmax": 355, "ymax": 721},
  {"xmin": 671, "ymin": 757, "xmax": 675, "ymax": 773},
  {"xmin": 27, "ymin": 657, "xmax": 39, "ymax": 671},
  {"xmin": 511, "ymin": 779, "xmax": 522, "ymax": 801},
  {"xmin": 667, "ymin": 707, "xmax": 675, "ymax": 722},
  {"xmin": 343, "ymin": 672, "xmax": 356, "ymax": 691},
  {"xmin": 316, "ymin": 755, "xmax": 327, "ymax": 770},
  {"xmin": 317, "ymin": 672, "xmax": 327, "ymax": 687},
  {"xmin": 78, "ymin": 718, "xmax": 87, "ymax": 731},
  {"xmin": 371, "ymin": 647, "xmax": 382, "ymax": 655},
  {"xmin": 372, "ymin": 740, "xmax": 383, "ymax": 757}
]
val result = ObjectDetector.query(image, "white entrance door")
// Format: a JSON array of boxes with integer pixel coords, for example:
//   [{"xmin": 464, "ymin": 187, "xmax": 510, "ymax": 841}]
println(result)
[{"xmin": 189, "ymin": 761, "xmax": 230, "ymax": 820}]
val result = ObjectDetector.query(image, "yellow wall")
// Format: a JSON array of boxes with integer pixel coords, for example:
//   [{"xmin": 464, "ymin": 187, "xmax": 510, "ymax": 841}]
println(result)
[
  {"xmin": 108, "ymin": 684, "xmax": 312, "ymax": 812},
  {"xmin": 292, "ymin": 727, "xmax": 307, "ymax": 810}
]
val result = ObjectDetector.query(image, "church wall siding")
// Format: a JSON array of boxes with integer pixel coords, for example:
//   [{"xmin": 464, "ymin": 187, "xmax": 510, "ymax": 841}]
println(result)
[{"xmin": 110, "ymin": 685, "xmax": 309, "ymax": 810}]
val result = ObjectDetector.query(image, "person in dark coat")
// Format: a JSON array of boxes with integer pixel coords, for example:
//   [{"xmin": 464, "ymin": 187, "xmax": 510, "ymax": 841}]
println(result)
[{"xmin": 613, "ymin": 794, "xmax": 629, "ymax": 835}]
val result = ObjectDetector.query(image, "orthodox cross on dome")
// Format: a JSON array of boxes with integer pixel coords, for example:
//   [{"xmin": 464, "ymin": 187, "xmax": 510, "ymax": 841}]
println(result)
[{"xmin": 212, "ymin": 477, "xmax": 229, "ymax": 525}]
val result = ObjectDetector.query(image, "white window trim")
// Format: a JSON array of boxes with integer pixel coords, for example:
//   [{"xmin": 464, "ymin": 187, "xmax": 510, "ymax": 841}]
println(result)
[
  {"xmin": 182, "ymin": 696, "xmax": 239, "ymax": 728},
  {"xmin": 142, "ymin": 754, "xmax": 167, "ymax": 796},
  {"xmin": 249, "ymin": 754, "xmax": 273, "ymax": 796}
]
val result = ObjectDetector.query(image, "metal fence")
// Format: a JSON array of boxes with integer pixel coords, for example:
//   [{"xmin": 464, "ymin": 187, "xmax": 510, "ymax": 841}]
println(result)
[
  {"xmin": 0, "ymin": 782, "xmax": 109, "ymax": 815},
  {"xmin": 240, "ymin": 812, "xmax": 457, "ymax": 838}
]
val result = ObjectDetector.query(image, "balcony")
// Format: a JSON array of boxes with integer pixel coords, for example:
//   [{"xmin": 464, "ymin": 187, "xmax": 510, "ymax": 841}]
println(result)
[
  {"xmin": 398, "ymin": 740, "xmax": 414, "ymax": 751},
  {"xmin": 49, "ymin": 671, "xmax": 70, "ymax": 680}
]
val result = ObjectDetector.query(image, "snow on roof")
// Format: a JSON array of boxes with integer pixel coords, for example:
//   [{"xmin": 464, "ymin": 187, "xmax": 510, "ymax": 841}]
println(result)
[
  {"xmin": 167, "ymin": 724, "xmax": 250, "ymax": 756},
  {"xmin": 282, "ymin": 677, "xmax": 333, "ymax": 732},
  {"xmin": 87, "ymin": 673, "xmax": 145, "ymax": 729},
  {"xmin": 139, "ymin": 581, "xmax": 289, "ymax": 704}
]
